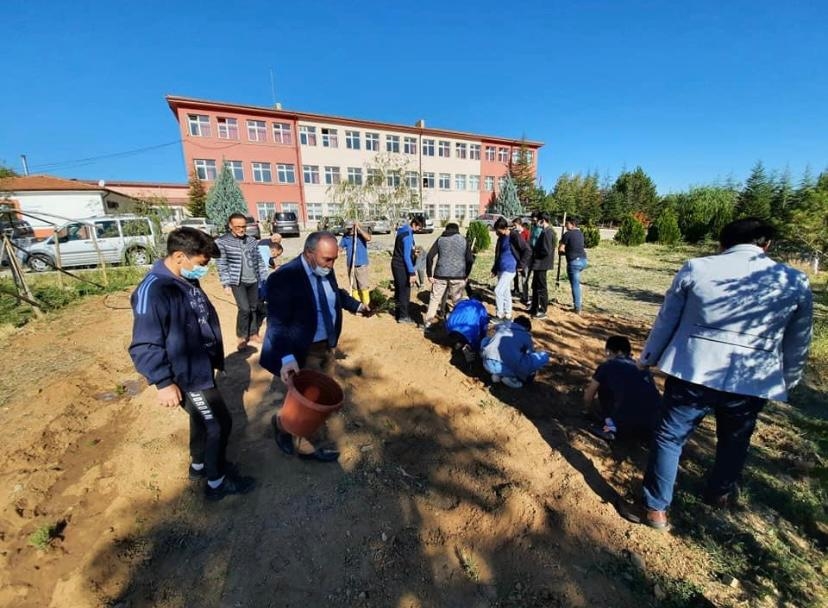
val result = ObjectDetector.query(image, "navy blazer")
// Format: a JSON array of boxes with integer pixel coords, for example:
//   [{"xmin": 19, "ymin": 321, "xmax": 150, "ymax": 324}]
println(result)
[{"xmin": 260, "ymin": 256, "xmax": 362, "ymax": 375}]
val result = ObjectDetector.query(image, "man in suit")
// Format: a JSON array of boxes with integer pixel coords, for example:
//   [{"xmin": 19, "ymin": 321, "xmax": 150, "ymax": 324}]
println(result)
[
  {"xmin": 528, "ymin": 212, "xmax": 556, "ymax": 320},
  {"xmin": 260, "ymin": 231, "xmax": 371, "ymax": 462},
  {"xmin": 622, "ymin": 218, "xmax": 813, "ymax": 529}
]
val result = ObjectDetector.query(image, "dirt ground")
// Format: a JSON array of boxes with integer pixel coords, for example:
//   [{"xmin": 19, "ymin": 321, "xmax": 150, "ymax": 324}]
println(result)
[{"xmin": 0, "ymin": 259, "xmax": 767, "ymax": 607}]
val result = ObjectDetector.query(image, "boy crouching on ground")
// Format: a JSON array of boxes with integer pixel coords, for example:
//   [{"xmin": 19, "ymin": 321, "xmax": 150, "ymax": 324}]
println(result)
[{"xmin": 480, "ymin": 316, "xmax": 550, "ymax": 388}]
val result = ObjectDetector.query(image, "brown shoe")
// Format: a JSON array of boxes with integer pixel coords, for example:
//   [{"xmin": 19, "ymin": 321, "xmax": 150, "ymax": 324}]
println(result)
[
  {"xmin": 617, "ymin": 499, "xmax": 670, "ymax": 531},
  {"xmin": 645, "ymin": 509, "xmax": 669, "ymax": 530},
  {"xmin": 237, "ymin": 339, "xmax": 248, "ymax": 351}
]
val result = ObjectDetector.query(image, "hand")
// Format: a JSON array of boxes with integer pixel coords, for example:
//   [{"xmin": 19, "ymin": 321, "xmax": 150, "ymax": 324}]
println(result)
[
  {"xmin": 359, "ymin": 304, "xmax": 374, "ymax": 317},
  {"xmin": 280, "ymin": 360, "xmax": 300, "ymax": 384},
  {"xmin": 157, "ymin": 384, "xmax": 182, "ymax": 408},
  {"xmin": 223, "ymin": 286, "xmax": 232, "ymax": 296},
  {"xmin": 409, "ymin": 275, "xmax": 419, "ymax": 287},
  {"xmin": 636, "ymin": 361, "xmax": 651, "ymax": 371}
]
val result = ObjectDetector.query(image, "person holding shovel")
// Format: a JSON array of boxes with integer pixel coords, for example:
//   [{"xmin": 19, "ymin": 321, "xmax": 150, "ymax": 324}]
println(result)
[
  {"xmin": 339, "ymin": 220, "xmax": 372, "ymax": 306},
  {"xmin": 260, "ymin": 231, "xmax": 372, "ymax": 463}
]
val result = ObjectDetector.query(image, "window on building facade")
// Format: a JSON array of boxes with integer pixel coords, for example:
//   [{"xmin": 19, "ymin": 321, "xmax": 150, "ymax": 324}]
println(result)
[
  {"xmin": 470, "ymin": 144, "xmax": 481, "ymax": 160},
  {"xmin": 511, "ymin": 149, "xmax": 520, "ymax": 164},
  {"xmin": 469, "ymin": 175, "xmax": 480, "ymax": 190},
  {"xmin": 217, "ymin": 117, "xmax": 238, "ymax": 140},
  {"xmin": 484, "ymin": 176, "xmax": 494, "ymax": 191},
  {"xmin": 303, "ymin": 165, "xmax": 320, "ymax": 184},
  {"xmin": 324, "ymin": 166, "xmax": 341, "ymax": 185},
  {"xmin": 438, "ymin": 140, "xmax": 450, "ymax": 158},
  {"xmin": 327, "ymin": 203, "xmax": 343, "ymax": 216},
  {"xmin": 424, "ymin": 204, "xmax": 436, "ymax": 219},
  {"xmin": 307, "ymin": 203, "xmax": 323, "ymax": 221},
  {"xmin": 299, "ymin": 125, "xmax": 317, "ymax": 146},
  {"xmin": 252, "ymin": 162, "xmax": 273, "ymax": 183},
  {"xmin": 347, "ymin": 167, "xmax": 363, "ymax": 185},
  {"xmin": 422, "ymin": 172, "xmax": 435, "ymax": 188},
  {"xmin": 277, "ymin": 164, "xmax": 296, "ymax": 184},
  {"xmin": 193, "ymin": 159, "xmax": 217, "ymax": 180},
  {"xmin": 422, "ymin": 139, "xmax": 435, "ymax": 156},
  {"xmin": 187, "ymin": 114, "xmax": 211, "ymax": 137},
  {"xmin": 455, "ymin": 142, "xmax": 467, "ymax": 159},
  {"xmin": 527, "ymin": 150, "xmax": 534, "ymax": 162},
  {"xmin": 247, "ymin": 120, "xmax": 267, "ymax": 142},
  {"xmin": 439, "ymin": 173, "xmax": 450, "ymax": 190},
  {"xmin": 498, "ymin": 147, "xmax": 509, "ymax": 163},
  {"xmin": 438, "ymin": 204, "xmax": 450, "ymax": 220},
  {"xmin": 485, "ymin": 146, "xmax": 496, "ymax": 161},
  {"xmin": 346, "ymin": 130, "xmax": 361, "ymax": 150},
  {"xmin": 256, "ymin": 202, "xmax": 276, "ymax": 221},
  {"xmin": 456, "ymin": 205, "xmax": 467, "ymax": 220},
  {"xmin": 469, "ymin": 204, "xmax": 479, "ymax": 219},
  {"xmin": 321, "ymin": 128, "xmax": 338, "ymax": 148},
  {"xmin": 403, "ymin": 136, "xmax": 417, "ymax": 154},
  {"xmin": 366, "ymin": 168, "xmax": 381, "ymax": 186},
  {"xmin": 498, "ymin": 176, "xmax": 507, "ymax": 191},
  {"xmin": 272, "ymin": 122, "xmax": 293, "ymax": 145},
  {"xmin": 226, "ymin": 160, "xmax": 244, "ymax": 181},
  {"xmin": 282, "ymin": 202, "xmax": 299, "ymax": 215},
  {"xmin": 455, "ymin": 174, "xmax": 466, "ymax": 190},
  {"xmin": 365, "ymin": 132, "xmax": 379, "ymax": 151},
  {"xmin": 386, "ymin": 134, "xmax": 400, "ymax": 153},
  {"xmin": 405, "ymin": 171, "xmax": 418, "ymax": 189},
  {"xmin": 387, "ymin": 171, "xmax": 401, "ymax": 187}
]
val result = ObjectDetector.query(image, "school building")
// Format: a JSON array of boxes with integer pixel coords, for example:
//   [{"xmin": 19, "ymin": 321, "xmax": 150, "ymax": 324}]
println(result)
[{"xmin": 166, "ymin": 95, "xmax": 542, "ymax": 226}]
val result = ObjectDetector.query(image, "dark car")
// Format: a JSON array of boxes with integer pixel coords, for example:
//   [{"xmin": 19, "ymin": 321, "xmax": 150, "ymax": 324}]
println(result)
[
  {"xmin": 245, "ymin": 215, "xmax": 261, "ymax": 239},
  {"xmin": 270, "ymin": 211, "xmax": 300, "ymax": 237}
]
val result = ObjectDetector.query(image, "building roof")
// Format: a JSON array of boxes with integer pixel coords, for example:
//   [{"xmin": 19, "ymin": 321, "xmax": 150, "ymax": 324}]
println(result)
[
  {"xmin": 166, "ymin": 95, "xmax": 544, "ymax": 148},
  {"xmin": 0, "ymin": 174, "xmax": 105, "ymax": 192},
  {"xmin": 78, "ymin": 179, "xmax": 187, "ymax": 189}
]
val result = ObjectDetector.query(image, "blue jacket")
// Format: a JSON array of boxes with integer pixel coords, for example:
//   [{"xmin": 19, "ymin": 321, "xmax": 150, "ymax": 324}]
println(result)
[
  {"xmin": 445, "ymin": 299, "xmax": 489, "ymax": 350},
  {"xmin": 640, "ymin": 244, "xmax": 813, "ymax": 401},
  {"xmin": 481, "ymin": 321, "xmax": 546, "ymax": 380},
  {"xmin": 129, "ymin": 261, "xmax": 224, "ymax": 391},
  {"xmin": 340, "ymin": 233, "xmax": 370, "ymax": 267},
  {"xmin": 260, "ymin": 256, "xmax": 362, "ymax": 374},
  {"xmin": 391, "ymin": 225, "xmax": 416, "ymax": 274}
]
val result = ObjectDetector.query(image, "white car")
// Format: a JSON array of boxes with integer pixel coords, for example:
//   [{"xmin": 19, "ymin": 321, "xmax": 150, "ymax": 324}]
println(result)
[{"xmin": 180, "ymin": 217, "xmax": 218, "ymax": 236}]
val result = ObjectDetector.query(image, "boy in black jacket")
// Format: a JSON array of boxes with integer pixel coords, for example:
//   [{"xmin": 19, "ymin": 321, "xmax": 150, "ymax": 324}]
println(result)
[{"xmin": 129, "ymin": 227, "xmax": 255, "ymax": 501}]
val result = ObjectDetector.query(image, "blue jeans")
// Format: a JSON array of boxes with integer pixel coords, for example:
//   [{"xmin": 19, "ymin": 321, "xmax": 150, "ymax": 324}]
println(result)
[
  {"xmin": 643, "ymin": 376, "xmax": 766, "ymax": 512},
  {"xmin": 566, "ymin": 257, "xmax": 588, "ymax": 311}
]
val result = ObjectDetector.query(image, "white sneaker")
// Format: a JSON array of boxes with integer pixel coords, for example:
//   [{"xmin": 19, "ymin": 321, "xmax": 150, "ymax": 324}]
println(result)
[
  {"xmin": 502, "ymin": 376, "xmax": 524, "ymax": 388},
  {"xmin": 491, "ymin": 374, "xmax": 501, "ymax": 383}
]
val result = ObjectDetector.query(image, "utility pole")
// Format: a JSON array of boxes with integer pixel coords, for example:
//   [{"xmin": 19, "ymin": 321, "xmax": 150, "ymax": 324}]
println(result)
[{"xmin": 20, "ymin": 155, "xmax": 30, "ymax": 176}]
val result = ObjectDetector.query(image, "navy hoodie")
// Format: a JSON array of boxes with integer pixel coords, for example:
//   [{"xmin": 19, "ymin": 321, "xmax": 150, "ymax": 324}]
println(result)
[{"xmin": 129, "ymin": 260, "xmax": 224, "ymax": 391}]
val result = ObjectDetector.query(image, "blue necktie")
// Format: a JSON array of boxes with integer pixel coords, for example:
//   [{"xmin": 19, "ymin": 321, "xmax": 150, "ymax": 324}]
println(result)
[{"xmin": 315, "ymin": 274, "xmax": 336, "ymax": 347}]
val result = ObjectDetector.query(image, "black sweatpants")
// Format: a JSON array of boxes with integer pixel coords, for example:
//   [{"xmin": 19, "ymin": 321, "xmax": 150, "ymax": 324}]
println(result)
[
  {"xmin": 231, "ymin": 281, "xmax": 261, "ymax": 338},
  {"xmin": 531, "ymin": 270, "xmax": 548, "ymax": 314},
  {"xmin": 182, "ymin": 387, "xmax": 233, "ymax": 482},
  {"xmin": 391, "ymin": 264, "xmax": 412, "ymax": 320}
]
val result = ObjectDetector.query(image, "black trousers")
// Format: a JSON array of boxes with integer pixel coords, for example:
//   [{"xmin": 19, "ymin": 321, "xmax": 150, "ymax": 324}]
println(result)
[
  {"xmin": 391, "ymin": 264, "xmax": 412, "ymax": 320},
  {"xmin": 231, "ymin": 281, "xmax": 261, "ymax": 338},
  {"xmin": 513, "ymin": 268, "xmax": 530, "ymax": 304},
  {"xmin": 530, "ymin": 270, "xmax": 548, "ymax": 313},
  {"xmin": 182, "ymin": 387, "xmax": 233, "ymax": 482}
]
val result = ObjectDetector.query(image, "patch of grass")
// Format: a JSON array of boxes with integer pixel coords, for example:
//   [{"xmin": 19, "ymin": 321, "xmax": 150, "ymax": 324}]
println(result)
[
  {"xmin": 28, "ymin": 520, "xmax": 65, "ymax": 550},
  {"xmin": 455, "ymin": 546, "xmax": 480, "ymax": 582}
]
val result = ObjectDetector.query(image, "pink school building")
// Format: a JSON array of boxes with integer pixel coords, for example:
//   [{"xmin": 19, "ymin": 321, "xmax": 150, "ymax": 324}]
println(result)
[{"xmin": 167, "ymin": 95, "xmax": 543, "ymax": 226}]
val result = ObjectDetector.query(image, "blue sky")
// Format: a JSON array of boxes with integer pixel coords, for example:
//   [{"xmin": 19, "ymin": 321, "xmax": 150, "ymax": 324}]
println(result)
[{"xmin": 2, "ymin": 0, "xmax": 826, "ymax": 193}]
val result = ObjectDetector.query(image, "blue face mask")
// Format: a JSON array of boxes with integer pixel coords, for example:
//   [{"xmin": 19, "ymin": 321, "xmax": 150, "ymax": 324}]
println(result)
[
  {"xmin": 181, "ymin": 264, "xmax": 209, "ymax": 280},
  {"xmin": 313, "ymin": 265, "xmax": 332, "ymax": 278}
]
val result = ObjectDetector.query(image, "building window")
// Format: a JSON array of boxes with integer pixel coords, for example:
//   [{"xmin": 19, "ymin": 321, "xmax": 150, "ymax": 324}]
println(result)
[
  {"xmin": 321, "ymin": 128, "xmax": 338, "ymax": 148},
  {"xmin": 404, "ymin": 136, "xmax": 417, "ymax": 154},
  {"xmin": 438, "ymin": 204, "xmax": 450, "ymax": 220},
  {"xmin": 326, "ymin": 203, "xmax": 343, "ymax": 216},
  {"xmin": 365, "ymin": 132, "xmax": 379, "ymax": 151},
  {"xmin": 187, "ymin": 114, "xmax": 211, "ymax": 137},
  {"xmin": 299, "ymin": 125, "xmax": 317, "ymax": 146},
  {"xmin": 347, "ymin": 167, "xmax": 363, "ymax": 185},
  {"xmin": 527, "ymin": 150, "xmax": 534, "ymax": 163},
  {"xmin": 422, "ymin": 172, "xmax": 435, "ymax": 188},
  {"xmin": 456, "ymin": 205, "xmax": 467, "ymax": 220},
  {"xmin": 282, "ymin": 202, "xmax": 299, "ymax": 215},
  {"xmin": 469, "ymin": 175, "xmax": 480, "ymax": 190},
  {"xmin": 439, "ymin": 173, "xmax": 450, "ymax": 190},
  {"xmin": 498, "ymin": 176, "xmax": 507, "ymax": 191},
  {"xmin": 484, "ymin": 176, "xmax": 494, "ymax": 192},
  {"xmin": 386, "ymin": 134, "xmax": 400, "ymax": 153},
  {"xmin": 252, "ymin": 162, "xmax": 272, "ymax": 183},
  {"xmin": 277, "ymin": 164, "xmax": 296, "ymax": 184},
  {"xmin": 303, "ymin": 165, "xmax": 320, "ymax": 184},
  {"xmin": 366, "ymin": 168, "xmax": 381, "ymax": 185},
  {"xmin": 469, "ymin": 204, "xmax": 479, "ymax": 219},
  {"xmin": 226, "ymin": 160, "xmax": 244, "ymax": 181},
  {"xmin": 438, "ymin": 140, "xmax": 450, "ymax": 158},
  {"xmin": 498, "ymin": 147, "xmax": 509, "ymax": 163},
  {"xmin": 455, "ymin": 143, "xmax": 467, "ymax": 159},
  {"xmin": 324, "ymin": 166, "xmax": 341, "ymax": 185},
  {"xmin": 470, "ymin": 144, "xmax": 481, "ymax": 160},
  {"xmin": 387, "ymin": 171, "xmax": 401, "ymax": 187},
  {"xmin": 247, "ymin": 120, "xmax": 267, "ymax": 142},
  {"xmin": 273, "ymin": 122, "xmax": 293, "ymax": 145},
  {"xmin": 455, "ymin": 174, "xmax": 466, "ymax": 191},
  {"xmin": 405, "ymin": 171, "xmax": 418, "ymax": 189},
  {"xmin": 194, "ymin": 159, "xmax": 216, "ymax": 180},
  {"xmin": 346, "ymin": 130, "xmax": 361, "ymax": 150},
  {"xmin": 485, "ymin": 146, "xmax": 496, "ymax": 161},
  {"xmin": 422, "ymin": 139, "xmax": 435, "ymax": 156},
  {"xmin": 217, "ymin": 117, "xmax": 238, "ymax": 140},
  {"xmin": 307, "ymin": 203, "xmax": 323, "ymax": 221},
  {"xmin": 425, "ymin": 204, "xmax": 436, "ymax": 219},
  {"xmin": 257, "ymin": 202, "xmax": 276, "ymax": 222}
]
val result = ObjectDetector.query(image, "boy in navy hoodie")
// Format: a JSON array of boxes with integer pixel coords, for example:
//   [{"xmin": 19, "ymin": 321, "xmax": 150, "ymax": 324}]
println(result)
[{"xmin": 129, "ymin": 227, "xmax": 255, "ymax": 501}]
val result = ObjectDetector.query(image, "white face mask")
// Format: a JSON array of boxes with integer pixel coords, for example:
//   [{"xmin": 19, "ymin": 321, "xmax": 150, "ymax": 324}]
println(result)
[{"xmin": 313, "ymin": 265, "xmax": 332, "ymax": 278}]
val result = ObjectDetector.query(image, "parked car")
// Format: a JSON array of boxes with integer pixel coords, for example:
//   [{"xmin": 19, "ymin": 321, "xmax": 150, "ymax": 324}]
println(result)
[
  {"xmin": 25, "ymin": 215, "xmax": 158, "ymax": 272},
  {"xmin": 245, "ymin": 215, "xmax": 261, "ymax": 239},
  {"xmin": 474, "ymin": 213, "xmax": 505, "ymax": 230},
  {"xmin": 364, "ymin": 216, "xmax": 392, "ymax": 234},
  {"xmin": 317, "ymin": 215, "xmax": 346, "ymax": 235},
  {"xmin": 180, "ymin": 217, "xmax": 218, "ymax": 236},
  {"xmin": 0, "ymin": 215, "xmax": 35, "ymax": 267},
  {"xmin": 400, "ymin": 211, "xmax": 434, "ymax": 234},
  {"xmin": 270, "ymin": 211, "xmax": 301, "ymax": 237}
]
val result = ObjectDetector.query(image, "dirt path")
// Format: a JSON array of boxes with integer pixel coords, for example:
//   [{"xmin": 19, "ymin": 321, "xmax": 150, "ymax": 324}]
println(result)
[{"xmin": 0, "ymin": 270, "xmax": 739, "ymax": 608}]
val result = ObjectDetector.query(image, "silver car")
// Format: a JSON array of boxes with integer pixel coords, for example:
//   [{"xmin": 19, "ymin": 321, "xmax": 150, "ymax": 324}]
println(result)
[{"xmin": 180, "ymin": 217, "xmax": 218, "ymax": 236}]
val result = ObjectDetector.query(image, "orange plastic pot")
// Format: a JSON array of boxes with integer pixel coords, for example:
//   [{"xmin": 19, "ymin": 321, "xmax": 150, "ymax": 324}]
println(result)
[{"xmin": 279, "ymin": 369, "xmax": 344, "ymax": 439}]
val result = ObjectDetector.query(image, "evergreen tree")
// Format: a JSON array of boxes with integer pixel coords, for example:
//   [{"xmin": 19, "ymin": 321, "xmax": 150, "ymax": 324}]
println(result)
[
  {"xmin": 187, "ymin": 171, "xmax": 208, "ymax": 217},
  {"xmin": 610, "ymin": 167, "xmax": 659, "ymax": 221},
  {"xmin": 788, "ymin": 170, "xmax": 828, "ymax": 272},
  {"xmin": 510, "ymin": 142, "xmax": 538, "ymax": 210},
  {"xmin": 614, "ymin": 214, "xmax": 647, "ymax": 246},
  {"xmin": 770, "ymin": 167, "xmax": 794, "ymax": 226},
  {"xmin": 736, "ymin": 161, "xmax": 774, "ymax": 220},
  {"xmin": 652, "ymin": 208, "xmax": 682, "ymax": 245},
  {"xmin": 493, "ymin": 176, "xmax": 524, "ymax": 217},
  {"xmin": 205, "ymin": 162, "xmax": 249, "ymax": 230},
  {"xmin": 579, "ymin": 172, "xmax": 603, "ymax": 224}
]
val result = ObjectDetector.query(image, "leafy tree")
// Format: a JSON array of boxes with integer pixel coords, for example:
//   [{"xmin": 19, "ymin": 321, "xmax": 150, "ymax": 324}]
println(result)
[
  {"xmin": 205, "ymin": 162, "xmax": 249, "ymax": 230},
  {"xmin": 614, "ymin": 214, "xmax": 647, "ymax": 246},
  {"xmin": 187, "ymin": 171, "xmax": 207, "ymax": 217},
  {"xmin": 736, "ymin": 161, "xmax": 774, "ymax": 220},
  {"xmin": 493, "ymin": 176, "xmax": 524, "ymax": 217},
  {"xmin": 651, "ymin": 207, "xmax": 682, "ymax": 245},
  {"xmin": 0, "ymin": 164, "xmax": 18, "ymax": 179},
  {"xmin": 788, "ymin": 170, "xmax": 828, "ymax": 272},
  {"xmin": 465, "ymin": 221, "xmax": 491, "ymax": 253},
  {"xmin": 582, "ymin": 224, "xmax": 600, "ymax": 248},
  {"xmin": 609, "ymin": 167, "xmax": 659, "ymax": 222},
  {"xmin": 676, "ymin": 187, "xmax": 736, "ymax": 243}
]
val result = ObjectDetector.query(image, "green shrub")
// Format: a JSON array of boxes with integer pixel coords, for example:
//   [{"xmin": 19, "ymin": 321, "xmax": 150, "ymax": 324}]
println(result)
[
  {"xmin": 655, "ymin": 209, "xmax": 682, "ymax": 245},
  {"xmin": 614, "ymin": 215, "xmax": 647, "ymax": 246},
  {"xmin": 582, "ymin": 224, "xmax": 600, "ymax": 248},
  {"xmin": 465, "ymin": 221, "xmax": 491, "ymax": 253}
]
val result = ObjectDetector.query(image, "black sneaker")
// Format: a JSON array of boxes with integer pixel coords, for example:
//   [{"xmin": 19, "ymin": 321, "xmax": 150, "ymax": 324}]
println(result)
[
  {"xmin": 204, "ymin": 475, "xmax": 256, "ymax": 501},
  {"xmin": 188, "ymin": 465, "xmax": 206, "ymax": 480},
  {"xmin": 532, "ymin": 312, "xmax": 548, "ymax": 320}
]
